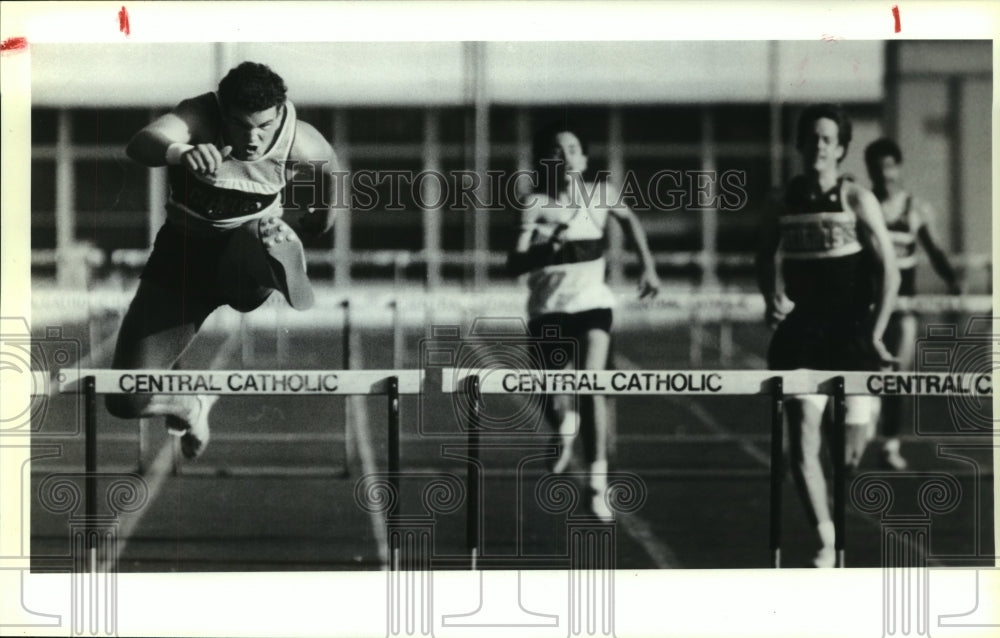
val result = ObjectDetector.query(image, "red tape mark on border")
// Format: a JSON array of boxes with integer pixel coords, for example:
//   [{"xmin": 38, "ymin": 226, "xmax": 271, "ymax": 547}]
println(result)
[
  {"xmin": 892, "ymin": 5, "xmax": 901, "ymax": 33},
  {"xmin": 119, "ymin": 6, "xmax": 131, "ymax": 36},
  {"xmin": 1, "ymin": 37, "xmax": 28, "ymax": 54}
]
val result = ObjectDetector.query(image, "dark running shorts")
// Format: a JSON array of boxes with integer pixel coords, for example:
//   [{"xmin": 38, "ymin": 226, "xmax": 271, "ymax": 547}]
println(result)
[
  {"xmin": 767, "ymin": 309, "xmax": 881, "ymax": 372},
  {"xmin": 528, "ymin": 308, "xmax": 613, "ymax": 370},
  {"xmin": 141, "ymin": 220, "xmax": 271, "ymax": 311}
]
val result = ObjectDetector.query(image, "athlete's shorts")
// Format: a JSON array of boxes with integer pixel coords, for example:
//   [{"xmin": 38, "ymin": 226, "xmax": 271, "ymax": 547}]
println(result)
[
  {"xmin": 767, "ymin": 309, "xmax": 881, "ymax": 372},
  {"xmin": 768, "ymin": 309, "xmax": 881, "ymax": 425},
  {"xmin": 528, "ymin": 308, "xmax": 613, "ymax": 370},
  {"xmin": 141, "ymin": 220, "xmax": 272, "ymax": 311}
]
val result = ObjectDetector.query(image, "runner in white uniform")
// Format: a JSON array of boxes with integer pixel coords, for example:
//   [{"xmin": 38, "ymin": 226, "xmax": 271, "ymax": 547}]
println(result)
[
  {"xmin": 107, "ymin": 62, "xmax": 342, "ymax": 459},
  {"xmin": 510, "ymin": 124, "xmax": 660, "ymax": 521}
]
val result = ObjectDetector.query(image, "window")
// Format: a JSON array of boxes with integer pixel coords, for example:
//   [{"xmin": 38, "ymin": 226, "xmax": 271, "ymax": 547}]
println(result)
[
  {"xmin": 31, "ymin": 108, "xmax": 59, "ymax": 144},
  {"xmin": 73, "ymin": 160, "xmax": 149, "ymax": 248},
  {"xmin": 621, "ymin": 106, "xmax": 700, "ymax": 144},
  {"xmin": 71, "ymin": 109, "xmax": 150, "ymax": 145},
  {"xmin": 31, "ymin": 159, "xmax": 56, "ymax": 250}
]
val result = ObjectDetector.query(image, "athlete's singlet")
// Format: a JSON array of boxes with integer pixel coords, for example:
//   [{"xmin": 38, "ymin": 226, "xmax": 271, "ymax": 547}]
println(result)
[
  {"xmin": 165, "ymin": 93, "xmax": 297, "ymax": 232},
  {"xmin": 524, "ymin": 190, "xmax": 616, "ymax": 318},
  {"xmin": 778, "ymin": 175, "xmax": 872, "ymax": 316},
  {"xmin": 884, "ymin": 194, "xmax": 918, "ymax": 296}
]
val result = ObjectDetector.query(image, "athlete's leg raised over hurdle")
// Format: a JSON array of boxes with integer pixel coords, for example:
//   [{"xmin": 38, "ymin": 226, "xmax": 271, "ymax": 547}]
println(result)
[
  {"xmin": 106, "ymin": 276, "xmax": 221, "ymax": 459},
  {"xmin": 109, "ymin": 61, "xmax": 340, "ymax": 460},
  {"xmin": 217, "ymin": 214, "xmax": 314, "ymax": 312}
]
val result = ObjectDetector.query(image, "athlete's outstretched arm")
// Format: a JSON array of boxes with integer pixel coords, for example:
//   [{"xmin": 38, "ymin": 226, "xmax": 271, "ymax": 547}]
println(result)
[
  {"xmin": 284, "ymin": 121, "xmax": 344, "ymax": 236},
  {"xmin": 913, "ymin": 200, "xmax": 962, "ymax": 294},
  {"xmin": 609, "ymin": 207, "xmax": 660, "ymax": 299},
  {"xmin": 125, "ymin": 96, "xmax": 226, "ymax": 172},
  {"xmin": 607, "ymin": 183, "xmax": 660, "ymax": 299},
  {"xmin": 850, "ymin": 185, "xmax": 900, "ymax": 364},
  {"xmin": 755, "ymin": 194, "xmax": 787, "ymax": 327}
]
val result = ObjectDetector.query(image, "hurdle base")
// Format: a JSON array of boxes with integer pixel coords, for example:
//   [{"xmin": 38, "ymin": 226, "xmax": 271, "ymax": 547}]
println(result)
[
  {"xmin": 37, "ymin": 463, "xmax": 352, "ymax": 479},
  {"xmin": 170, "ymin": 465, "xmax": 353, "ymax": 479}
]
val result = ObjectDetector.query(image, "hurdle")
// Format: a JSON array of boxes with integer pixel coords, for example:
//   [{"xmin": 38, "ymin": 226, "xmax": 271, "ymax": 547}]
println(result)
[
  {"xmin": 50, "ymin": 367, "xmax": 424, "ymax": 572},
  {"xmin": 442, "ymin": 368, "xmax": 992, "ymax": 569}
]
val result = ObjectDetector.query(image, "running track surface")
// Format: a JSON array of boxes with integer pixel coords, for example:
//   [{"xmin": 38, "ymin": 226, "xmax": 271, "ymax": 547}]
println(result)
[{"xmin": 30, "ymin": 312, "xmax": 995, "ymax": 571}]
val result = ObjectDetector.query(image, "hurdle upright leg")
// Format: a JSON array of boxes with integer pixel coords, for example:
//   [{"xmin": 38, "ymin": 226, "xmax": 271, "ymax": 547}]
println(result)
[
  {"xmin": 137, "ymin": 418, "xmax": 148, "ymax": 474},
  {"xmin": 465, "ymin": 375, "xmax": 481, "ymax": 571},
  {"xmin": 84, "ymin": 375, "xmax": 98, "ymax": 573},
  {"xmin": 387, "ymin": 376, "xmax": 401, "ymax": 571},
  {"xmin": 832, "ymin": 376, "xmax": 847, "ymax": 568},
  {"xmin": 341, "ymin": 300, "xmax": 356, "ymax": 477},
  {"xmin": 390, "ymin": 299, "xmax": 404, "ymax": 370},
  {"xmin": 768, "ymin": 376, "xmax": 785, "ymax": 568}
]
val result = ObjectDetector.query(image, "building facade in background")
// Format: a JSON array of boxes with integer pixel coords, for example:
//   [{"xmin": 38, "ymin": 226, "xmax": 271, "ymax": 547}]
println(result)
[{"xmin": 29, "ymin": 41, "xmax": 992, "ymax": 293}]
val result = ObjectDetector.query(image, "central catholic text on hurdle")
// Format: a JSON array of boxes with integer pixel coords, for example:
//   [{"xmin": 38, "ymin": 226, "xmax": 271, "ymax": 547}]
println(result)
[
  {"xmin": 494, "ymin": 371, "xmax": 992, "ymax": 395},
  {"xmin": 118, "ymin": 372, "xmax": 341, "ymax": 393},
  {"xmin": 502, "ymin": 371, "xmax": 724, "ymax": 393},
  {"xmin": 866, "ymin": 373, "xmax": 991, "ymax": 395},
  {"xmin": 110, "ymin": 370, "xmax": 992, "ymax": 396}
]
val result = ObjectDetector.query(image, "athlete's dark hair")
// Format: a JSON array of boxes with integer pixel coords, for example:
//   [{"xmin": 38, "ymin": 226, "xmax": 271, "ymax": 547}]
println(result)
[
  {"xmin": 532, "ymin": 121, "xmax": 589, "ymax": 196},
  {"xmin": 796, "ymin": 103, "xmax": 853, "ymax": 158},
  {"xmin": 218, "ymin": 62, "xmax": 287, "ymax": 113},
  {"xmin": 864, "ymin": 137, "xmax": 903, "ymax": 177},
  {"xmin": 532, "ymin": 121, "xmax": 589, "ymax": 162}
]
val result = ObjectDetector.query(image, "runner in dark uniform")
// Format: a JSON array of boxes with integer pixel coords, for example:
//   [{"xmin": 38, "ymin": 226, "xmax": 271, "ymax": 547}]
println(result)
[
  {"xmin": 107, "ymin": 62, "xmax": 342, "ymax": 459},
  {"xmin": 864, "ymin": 138, "xmax": 962, "ymax": 470},
  {"xmin": 757, "ymin": 104, "xmax": 899, "ymax": 566}
]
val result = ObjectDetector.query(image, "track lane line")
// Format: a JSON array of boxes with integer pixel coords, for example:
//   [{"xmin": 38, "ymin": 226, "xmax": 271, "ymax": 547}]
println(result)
[
  {"xmin": 613, "ymin": 349, "xmax": 939, "ymax": 568},
  {"xmin": 106, "ymin": 330, "xmax": 240, "ymax": 570},
  {"xmin": 613, "ymin": 352, "xmax": 771, "ymax": 466},
  {"xmin": 560, "ymin": 352, "xmax": 687, "ymax": 568},
  {"xmin": 344, "ymin": 330, "xmax": 390, "ymax": 568},
  {"xmin": 561, "ymin": 455, "xmax": 680, "ymax": 569}
]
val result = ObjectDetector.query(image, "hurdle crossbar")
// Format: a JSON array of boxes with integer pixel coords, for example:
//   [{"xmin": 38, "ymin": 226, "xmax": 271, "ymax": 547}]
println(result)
[
  {"xmin": 58, "ymin": 368, "xmax": 421, "ymax": 573},
  {"xmin": 443, "ymin": 369, "xmax": 992, "ymax": 398},
  {"xmin": 443, "ymin": 368, "xmax": 991, "ymax": 569},
  {"xmin": 53, "ymin": 368, "xmax": 425, "ymax": 395}
]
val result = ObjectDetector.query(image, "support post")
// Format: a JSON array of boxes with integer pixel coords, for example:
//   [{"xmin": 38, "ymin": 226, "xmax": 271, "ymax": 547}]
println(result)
[
  {"xmin": 388, "ymin": 375, "xmax": 401, "ymax": 571},
  {"xmin": 832, "ymin": 376, "xmax": 847, "ymax": 568},
  {"xmin": 84, "ymin": 375, "xmax": 97, "ymax": 573},
  {"xmin": 768, "ymin": 376, "xmax": 784, "ymax": 568},
  {"xmin": 465, "ymin": 375, "xmax": 481, "ymax": 570},
  {"xmin": 391, "ymin": 300, "xmax": 404, "ymax": 369},
  {"xmin": 341, "ymin": 300, "xmax": 356, "ymax": 477}
]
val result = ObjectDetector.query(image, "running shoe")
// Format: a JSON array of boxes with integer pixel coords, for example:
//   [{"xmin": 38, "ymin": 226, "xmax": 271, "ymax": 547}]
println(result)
[
  {"xmin": 880, "ymin": 447, "xmax": 909, "ymax": 471},
  {"xmin": 260, "ymin": 216, "xmax": 314, "ymax": 310},
  {"xmin": 589, "ymin": 486, "xmax": 614, "ymax": 523},
  {"xmin": 165, "ymin": 394, "xmax": 218, "ymax": 460},
  {"xmin": 813, "ymin": 546, "xmax": 836, "ymax": 568}
]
